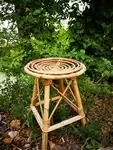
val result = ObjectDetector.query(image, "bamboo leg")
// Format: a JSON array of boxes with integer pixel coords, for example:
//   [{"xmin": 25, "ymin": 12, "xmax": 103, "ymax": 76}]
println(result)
[
  {"xmin": 37, "ymin": 79, "xmax": 43, "ymax": 117},
  {"xmin": 42, "ymin": 80, "xmax": 51, "ymax": 150},
  {"xmin": 72, "ymin": 77, "xmax": 86, "ymax": 125},
  {"xmin": 31, "ymin": 78, "xmax": 38, "ymax": 106},
  {"xmin": 59, "ymin": 79, "xmax": 64, "ymax": 93}
]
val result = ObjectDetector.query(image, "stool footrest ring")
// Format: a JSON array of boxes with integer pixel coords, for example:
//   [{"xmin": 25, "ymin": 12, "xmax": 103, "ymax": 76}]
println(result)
[{"xmin": 48, "ymin": 115, "xmax": 85, "ymax": 132}]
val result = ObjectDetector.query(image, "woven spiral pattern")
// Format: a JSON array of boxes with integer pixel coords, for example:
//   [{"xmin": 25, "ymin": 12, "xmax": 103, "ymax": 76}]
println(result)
[{"xmin": 24, "ymin": 58, "xmax": 86, "ymax": 79}]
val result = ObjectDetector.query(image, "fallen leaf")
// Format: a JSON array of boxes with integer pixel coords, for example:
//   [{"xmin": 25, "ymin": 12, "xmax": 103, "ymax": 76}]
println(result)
[
  {"xmin": 49, "ymin": 140, "xmax": 55, "ymax": 150},
  {"xmin": 3, "ymin": 137, "xmax": 13, "ymax": 144},
  {"xmin": 10, "ymin": 120, "xmax": 21, "ymax": 129},
  {"xmin": 49, "ymin": 140, "xmax": 68, "ymax": 150},
  {"xmin": 53, "ymin": 144, "xmax": 64, "ymax": 150},
  {"xmin": 111, "ymin": 47, "xmax": 113, "ymax": 50},
  {"xmin": 94, "ymin": 100, "xmax": 102, "ymax": 106},
  {"xmin": 24, "ymin": 143, "xmax": 30, "ymax": 148},
  {"xmin": 8, "ymin": 131, "xmax": 18, "ymax": 138},
  {"xmin": 35, "ymin": 146, "xmax": 39, "ymax": 150}
]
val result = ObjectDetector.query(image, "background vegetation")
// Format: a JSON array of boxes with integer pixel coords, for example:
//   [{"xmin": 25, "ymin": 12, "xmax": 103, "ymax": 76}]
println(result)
[{"xmin": 0, "ymin": 0, "xmax": 113, "ymax": 149}]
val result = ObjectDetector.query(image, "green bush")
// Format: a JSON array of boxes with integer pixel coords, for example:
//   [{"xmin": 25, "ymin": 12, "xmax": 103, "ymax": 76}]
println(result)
[{"xmin": 0, "ymin": 75, "xmax": 33, "ymax": 121}]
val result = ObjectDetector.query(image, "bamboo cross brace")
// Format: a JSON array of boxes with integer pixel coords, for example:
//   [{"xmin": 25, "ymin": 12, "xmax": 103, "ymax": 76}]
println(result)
[
  {"xmin": 36, "ymin": 86, "xmax": 44, "ymax": 103},
  {"xmin": 65, "ymin": 79, "xmax": 76, "ymax": 101},
  {"xmin": 35, "ymin": 96, "xmax": 61, "ymax": 106},
  {"xmin": 37, "ymin": 86, "xmax": 44, "ymax": 98},
  {"xmin": 30, "ymin": 105, "xmax": 43, "ymax": 130},
  {"xmin": 49, "ymin": 80, "xmax": 72, "ymax": 120},
  {"xmin": 51, "ymin": 84, "xmax": 80, "ymax": 114},
  {"xmin": 31, "ymin": 96, "xmax": 38, "ymax": 105}
]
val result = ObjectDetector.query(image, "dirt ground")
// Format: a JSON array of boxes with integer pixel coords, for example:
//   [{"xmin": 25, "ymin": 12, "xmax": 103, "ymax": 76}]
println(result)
[{"xmin": 0, "ymin": 97, "xmax": 113, "ymax": 150}]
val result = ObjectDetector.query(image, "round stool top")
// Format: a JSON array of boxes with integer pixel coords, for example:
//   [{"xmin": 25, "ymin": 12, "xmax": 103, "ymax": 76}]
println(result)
[{"xmin": 24, "ymin": 58, "xmax": 86, "ymax": 79}]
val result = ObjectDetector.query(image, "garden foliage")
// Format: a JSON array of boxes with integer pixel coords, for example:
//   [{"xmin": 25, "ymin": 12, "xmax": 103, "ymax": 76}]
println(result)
[{"xmin": 1, "ymin": 0, "xmax": 113, "ymax": 148}]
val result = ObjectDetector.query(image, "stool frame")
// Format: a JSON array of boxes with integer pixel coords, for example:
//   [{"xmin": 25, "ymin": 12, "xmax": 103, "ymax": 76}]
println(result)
[
  {"xmin": 24, "ymin": 58, "xmax": 86, "ymax": 150},
  {"xmin": 30, "ymin": 77, "xmax": 86, "ymax": 150}
]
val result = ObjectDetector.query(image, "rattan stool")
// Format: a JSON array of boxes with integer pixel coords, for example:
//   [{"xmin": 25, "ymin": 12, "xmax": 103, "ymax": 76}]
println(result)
[{"xmin": 24, "ymin": 58, "xmax": 86, "ymax": 150}]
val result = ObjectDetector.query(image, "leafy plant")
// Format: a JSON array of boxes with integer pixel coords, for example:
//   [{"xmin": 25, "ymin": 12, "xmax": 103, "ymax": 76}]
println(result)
[
  {"xmin": 68, "ymin": 121, "xmax": 101, "ymax": 149},
  {"xmin": 0, "ymin": 75, "xmax": 33, "ymax": 121},
  {"xmin": 85, "ymin": 137, "xmax": 101, "ymax": 150}
]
